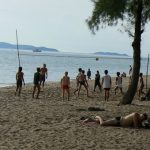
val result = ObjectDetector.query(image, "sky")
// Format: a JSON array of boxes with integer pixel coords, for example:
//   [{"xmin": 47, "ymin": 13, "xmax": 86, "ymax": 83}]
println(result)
[{"xmin": 0, "ymin": 0, "xmax": 150, "ymax": 57}]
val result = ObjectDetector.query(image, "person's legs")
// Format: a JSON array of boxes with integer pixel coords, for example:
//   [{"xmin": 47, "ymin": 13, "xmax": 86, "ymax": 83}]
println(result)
[
  {"xmin": 15, "ymin": 85, "xmax": 19, "ymax": 96},
  {"xmin": 32, "ymin": 85, "xmax": 36, "ymax": 98},
  {"xmin": 97, "ymin": 83, "xmax": 101, "ymax": 92},
  {"xmin": 95, "ymin": 116, "xmax": 121, "ymax": 126},
  {"xmin": 83, "ymin": 84, "xmax": 89, "ymax": 97},
  {"xmin": 18, "ymin": 86, "xmax": 22, "ymax": 96},
  {"xmin": 66, "ymin": 89, "xmax": 70, "ymax": 100},
  {"xmin": 36, "ymin": 84, "xmax": 40, "ymax": 99},
  {"xmin": 119, "ymin": 87, "xmax": 123, "ymax": 94},
  {"xmin": 74, "ymin": 81, "xmax": 79, "ymax": 94},
  {"xmin": 114, "ymin": 86, "xmax": 118, "ymax": 95},
  {"xmin": 107, "ymin": 90, "xmax": 110, "ymax": 101},
  {"xmin": 139, "ymin": 87, "xmax": 142, "ymax": 97},
  {"xmin": 78, "ymin": 84, "xmax": 81, "ymax": 97},
  {"xmin": 62, "ymin": 89, "xmax": 65, "ymax": 100},
  {"xmin": 42, "ymin": 81, "xmax": 45, "ymax": 88},
  {"xmin": 104, "ymin": 90, "xmax": 107, "ymax": 101},
  {"xmin": 94, "ymin": 83, "xmax": 97, "ymax": 91}
]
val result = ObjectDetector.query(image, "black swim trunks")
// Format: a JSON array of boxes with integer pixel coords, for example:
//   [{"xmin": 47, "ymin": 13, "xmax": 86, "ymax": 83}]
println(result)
[
  {"xmin": 17, "ymin": 80, "xmax": 22, "ymax": 87},
  {"xmin": 79, "ymin": 81, "xmax": 85, "ymax": 85},
  {"xmin": 115, "ymin": 116, "xmax": 121, "ymax": 126}
]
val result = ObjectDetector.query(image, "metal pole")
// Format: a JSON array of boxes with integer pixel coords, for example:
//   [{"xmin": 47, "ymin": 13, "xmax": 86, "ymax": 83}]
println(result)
[{"xmin": 16, "ymin": 30, "xmax": 21, "ymax": 67}]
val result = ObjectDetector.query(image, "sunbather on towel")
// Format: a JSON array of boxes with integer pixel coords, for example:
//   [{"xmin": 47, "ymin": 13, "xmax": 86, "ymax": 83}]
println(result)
[{"xmin": 81, "ymin": 112, "xmax": 148, "ymax": 128}]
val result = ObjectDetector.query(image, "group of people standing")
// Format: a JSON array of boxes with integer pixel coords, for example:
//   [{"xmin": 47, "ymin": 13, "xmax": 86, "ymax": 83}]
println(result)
[
  {"xmin": 62, "ymin": 68, "xmax": 113, "ymax": 101},
  {"xmin": 15, "ymin": 64, "xmax": 48, "ymax": 99},
  {"xmin": 15, "ymin": 64, "xmax": 147, "ymax": 101}
]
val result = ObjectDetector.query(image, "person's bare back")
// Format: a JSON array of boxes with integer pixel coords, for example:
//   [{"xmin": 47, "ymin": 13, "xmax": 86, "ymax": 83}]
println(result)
[
  {"xmin": 81, "ymin": 112, "xmax": 148, "ymax": 128},
  {"xmin": 61, "ymin": 76, "xmax": 70, "ymax": 86}
]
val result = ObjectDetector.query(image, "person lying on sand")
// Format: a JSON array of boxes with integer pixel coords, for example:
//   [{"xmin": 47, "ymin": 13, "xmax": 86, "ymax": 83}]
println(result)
[{"xmin": 81, "ymin": 112, "xmax": 148, "ymax": 128}]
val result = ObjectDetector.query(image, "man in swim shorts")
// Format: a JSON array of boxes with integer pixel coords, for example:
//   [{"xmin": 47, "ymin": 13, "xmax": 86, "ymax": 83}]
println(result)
[
  {"xmin": 102, "ymin": 70, "xmax": 111, "ymax": 101},
  {"xmin": 78, "ymin": 70, "xmax": 89, "ymax": 97},
  {"xmin": 61, "ymin": 72, "xmax": 70, "ymax": 100},
  {"xmin": 40, "ymin": 64, "xmax": 48, "ymax": 89},
  {"xmin": 32, "ymin": 67, "xmax": 41, "ymax": 99},
  {"xmin": 15, "ymin": 66, "xmax": 25, "ymax": 96}
]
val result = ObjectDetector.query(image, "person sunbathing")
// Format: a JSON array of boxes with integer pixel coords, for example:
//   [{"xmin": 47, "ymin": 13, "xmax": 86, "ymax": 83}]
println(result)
[{"xmin": 81, "ymin": 112, "xmax": 148, "ymax": 128}]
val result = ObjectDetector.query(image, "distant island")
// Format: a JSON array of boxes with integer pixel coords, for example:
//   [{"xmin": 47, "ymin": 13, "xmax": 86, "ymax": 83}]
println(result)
[
  {"xmin": 0, "ymin": 42, "xmax": 59, "ymax": 52},
  {"xmin": 94, "ymin": 52, "xmax": 129, "ymax": 57}
]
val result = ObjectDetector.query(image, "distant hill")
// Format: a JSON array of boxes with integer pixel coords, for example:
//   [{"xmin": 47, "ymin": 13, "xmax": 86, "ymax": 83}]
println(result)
[
  {"xmin": 94, "ymin": 52, "xmax": 128, "ymax": 57},
  {"xmin": 0, "ymin": 42, "xmax": 59, "ymax": 52}
]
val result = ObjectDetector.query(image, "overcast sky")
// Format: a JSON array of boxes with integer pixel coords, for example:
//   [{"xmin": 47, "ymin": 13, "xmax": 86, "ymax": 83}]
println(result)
[{"xmin": 0, "ymin": 0, "xmax": 150, "ymax": 57}]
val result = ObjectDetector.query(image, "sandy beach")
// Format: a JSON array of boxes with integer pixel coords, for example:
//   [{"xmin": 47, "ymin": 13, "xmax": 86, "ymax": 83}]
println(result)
[{"xmin": 0, "ymin": 76, "xmax": 150, "ymax": 150}]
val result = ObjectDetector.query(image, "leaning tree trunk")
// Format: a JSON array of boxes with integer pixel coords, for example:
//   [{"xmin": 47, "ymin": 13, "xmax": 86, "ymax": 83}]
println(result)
[{"xmin": 120, "ymin": 1, "xmax": 143, "ymax": 105}]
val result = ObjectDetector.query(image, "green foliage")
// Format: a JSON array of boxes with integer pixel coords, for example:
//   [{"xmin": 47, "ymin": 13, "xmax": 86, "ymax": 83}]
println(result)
[{"xmin": 87, "ymin": 0, "xmax": 150, "ymax": 33}]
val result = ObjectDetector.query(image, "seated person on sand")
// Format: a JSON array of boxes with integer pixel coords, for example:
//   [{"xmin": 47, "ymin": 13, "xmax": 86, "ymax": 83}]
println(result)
[
  {"xmin": 61, "ymin": 72, "xmax": 70, "ymax": 100},
  {"xmin": 78, "ymin": 70, "xmax": 89, "ymax": 97},
  {"xmin": 81, "ymin": 112, "xmax": 148, "ymax": 128}
]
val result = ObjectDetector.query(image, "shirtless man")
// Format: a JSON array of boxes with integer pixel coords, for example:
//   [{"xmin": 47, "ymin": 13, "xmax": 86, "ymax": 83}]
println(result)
[
  {"xmin": 138, "ymin": 73, "xmax": 145, "ymax": 97},
  {"xmin": 15, "ymin": 66, "xmax": 25, "ymax": 96},
  {"xmin": 32, "ymin": 67, "xmax": 41, "ymax": 99},
  {"xmin": 40, "ymin": 64, "xmax": 48, "ymax": 88},
  {"xmin": 61, "ymin": 72, "xmax": 70, "ymax": 100},
  {"xmin": 81, "ymin": 112, "xmax": 148, "ymax": 128},
  {"xmin": 74, "ymin": 68, "xmax": 82, "ymax": 94},
  {"xmin": 78, "ymin": 70, "xmax": 89, "ymax": 97}
]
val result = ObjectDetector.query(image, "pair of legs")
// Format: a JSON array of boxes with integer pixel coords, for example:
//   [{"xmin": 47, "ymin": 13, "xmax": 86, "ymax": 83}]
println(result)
[
  {"xmin": 15, "ymin": 81, "xmax": 22, "ymax": 96},
  {"xmin": 78, "ymin": 82, "xmax": 89, "ymax": 97},
  {"xmin": 74, "ymin": 81, "xmax": 79, "ymax": 94},
  {"xmin": 138, "ymin": 86, "xmax": 145, "ymax": 97},
  {"xmin": 94, "ymin": 82, "xmax": 101, "ymax": 92},
  {"xmin": 104, "ymin": 88, "xmax": 110, "ymax": 101},
  {"xmin": 114, "ymin": 86, "xmax": 123, "ymax": 95},
  {"xmin": 62, "ymin": 86, "xmax": 70, "ymax": 100},
  {"xmin": 40, "ymin": 77, "xmax": 45, "ymax": 89},
  {"xmin": 32, "ymin": 84, "xmax": 40, "ymax": 99},
  {"xmin": 82, "ymin": 116, "xmax": 121, "ymax": 126}
]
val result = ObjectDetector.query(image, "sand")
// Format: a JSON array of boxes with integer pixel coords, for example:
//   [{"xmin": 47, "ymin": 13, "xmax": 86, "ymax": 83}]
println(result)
[{"xmin": 0, "ymin": 76, "xmax": 150, "ymax": 150}]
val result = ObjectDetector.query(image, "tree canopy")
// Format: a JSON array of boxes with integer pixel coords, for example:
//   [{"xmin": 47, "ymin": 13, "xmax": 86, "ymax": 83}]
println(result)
[
  {"xmin": 87, "ymin": 0, "xmax": 150, "ymax": 104},
  {"xmin": 87, "ymin": 0, "xmax": 150, "ymax": 33}
]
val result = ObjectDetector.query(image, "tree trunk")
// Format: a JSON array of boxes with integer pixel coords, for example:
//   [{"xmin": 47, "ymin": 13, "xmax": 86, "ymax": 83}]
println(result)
[{"xmin": 120, "ymin": 1, "xmax": 143, "ymax": 104}]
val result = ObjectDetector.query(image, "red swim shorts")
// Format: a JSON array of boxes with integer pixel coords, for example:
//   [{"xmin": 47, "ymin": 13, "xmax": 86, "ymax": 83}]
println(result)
[{"xmin": 62, "ymin": 85, "xmax": 69, "ymax": 90}]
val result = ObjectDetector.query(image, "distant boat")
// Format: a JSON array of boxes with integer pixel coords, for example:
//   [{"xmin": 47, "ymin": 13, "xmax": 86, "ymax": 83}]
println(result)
[
  {"xmin": 96, "ymin": 57, "xmax": 99, "ymax": 61},
  {"xmin": 33, "ymin": 49, "xmax": 42, "ymax": 52}
]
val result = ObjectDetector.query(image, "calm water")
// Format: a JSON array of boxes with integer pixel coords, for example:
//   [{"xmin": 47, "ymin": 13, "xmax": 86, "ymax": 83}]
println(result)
[{"xmin": 0, "ymin": 49, "xmax": 149, "ymax": 87}]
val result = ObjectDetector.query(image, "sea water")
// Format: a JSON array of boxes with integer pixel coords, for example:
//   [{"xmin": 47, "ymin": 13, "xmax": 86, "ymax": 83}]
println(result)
[{"xmin": 0, "ymin": 49, "xmax": 149, "ymax": 87}]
